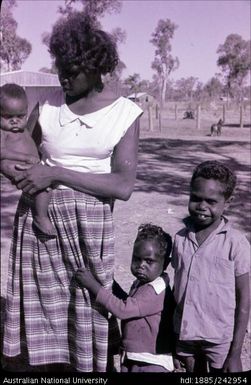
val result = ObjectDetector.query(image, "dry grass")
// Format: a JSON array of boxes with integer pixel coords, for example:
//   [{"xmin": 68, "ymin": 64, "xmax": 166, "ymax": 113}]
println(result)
[{"xmin": 1, "ymin": 104, "xmax": 250, "ymax": 372}]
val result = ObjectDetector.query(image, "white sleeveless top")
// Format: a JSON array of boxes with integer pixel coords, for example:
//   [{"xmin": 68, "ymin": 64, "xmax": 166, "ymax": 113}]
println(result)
[{"xmin": 39, "ymin": 91, "xmax": 143, "ymax": 177}]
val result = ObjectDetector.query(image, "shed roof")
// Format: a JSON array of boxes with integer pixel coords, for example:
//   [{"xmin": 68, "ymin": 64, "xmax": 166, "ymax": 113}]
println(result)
[
  {"xmin": 127, "ymin": 92, "xmax": 148, "ymax": 99},
  {"xmin": 0, "ymin": 70, "xmax": 60, "ymax": 87}
]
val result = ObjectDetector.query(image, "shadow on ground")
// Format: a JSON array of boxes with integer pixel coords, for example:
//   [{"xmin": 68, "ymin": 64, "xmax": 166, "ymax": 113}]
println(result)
[{"xmin": 135, "ymin": 138, "xmax": 250, "ymax": 238}]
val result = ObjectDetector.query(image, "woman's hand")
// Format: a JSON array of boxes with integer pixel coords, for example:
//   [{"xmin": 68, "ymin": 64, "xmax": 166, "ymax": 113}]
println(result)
[{"xmin": 13, "ymin": 163, "xmax": 55, "ymax": 194}]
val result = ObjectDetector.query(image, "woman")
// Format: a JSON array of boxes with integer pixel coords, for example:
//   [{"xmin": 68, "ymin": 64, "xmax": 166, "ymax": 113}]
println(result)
[{"xmin": 2, "ymin": 12, "xmax": 142, "ymax": 372}]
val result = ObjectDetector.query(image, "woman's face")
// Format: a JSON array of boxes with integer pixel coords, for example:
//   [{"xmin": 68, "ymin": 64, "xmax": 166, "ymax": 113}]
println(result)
[{"xmin": 56, "ymin": 61, "xmax": 97, "ymax": 98}]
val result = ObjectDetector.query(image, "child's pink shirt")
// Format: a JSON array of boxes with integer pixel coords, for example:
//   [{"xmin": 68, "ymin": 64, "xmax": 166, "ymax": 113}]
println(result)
[{"xmin": 172, "ymin": 217, "xmax": 250, "ymax": 343}]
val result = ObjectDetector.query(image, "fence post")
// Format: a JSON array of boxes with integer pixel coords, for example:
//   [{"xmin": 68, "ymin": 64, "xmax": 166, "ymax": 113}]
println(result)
[
  {"xmin": 223, "ymin": 104, "xmax": 226, "ymax": 122},
  {"xmin": 175, "ymin": 104, "xmax": 178, "ymax": 120},
  {"xmin": 155, "ymin": 104, "xmax": 159, "ymax": 119},
  {"xmin": 148, "ymin": 105, "xmax": 153, "ymax": 132},
  {"xmin": 158, "ymin": 108, "xmax": 162, "ymax": 131},
  {"xmin": 240, "ymin": 104, "xmax": 243, "ymax": 128},
  {"xmin": 196, "ymin": 104, "xmax": 201, "ymax": 130}
]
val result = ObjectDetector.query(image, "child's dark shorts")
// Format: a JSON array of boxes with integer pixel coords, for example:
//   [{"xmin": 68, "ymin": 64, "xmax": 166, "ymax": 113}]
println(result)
[{"xmin": 176, "ymin": 339, "xmax": 231, "ymax": 369}]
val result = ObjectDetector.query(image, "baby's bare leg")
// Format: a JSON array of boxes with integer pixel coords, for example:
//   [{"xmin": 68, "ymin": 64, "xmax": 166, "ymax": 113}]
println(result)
[{"xmin": 34, "ymin": 190, "xmax": 56, "ymax": 236}]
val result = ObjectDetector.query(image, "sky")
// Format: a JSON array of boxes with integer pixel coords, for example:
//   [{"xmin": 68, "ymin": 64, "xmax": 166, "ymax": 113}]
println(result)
[{"xmin": 11, "ymin": 0, "xmax": 251, "ymax": 85}]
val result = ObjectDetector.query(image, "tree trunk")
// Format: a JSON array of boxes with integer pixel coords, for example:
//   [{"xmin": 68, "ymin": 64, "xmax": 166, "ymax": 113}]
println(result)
[
  {"xmin": 223, "ymin": 104, "xmax": 226, "ymax": 122},
  {"xmin": 196, "ymin": 105, "xmax": 201, "ymax": 129},
  {"xmin": 148, "ymin": 105, "xmax": 153, "ymax": 131},
  {"xmin": 240, "ymin": 104, "xmax": 243, "ymax": 128},
  {"xmin": 161, "ymin": 77, "xmax": 167, "ymax": 106}
]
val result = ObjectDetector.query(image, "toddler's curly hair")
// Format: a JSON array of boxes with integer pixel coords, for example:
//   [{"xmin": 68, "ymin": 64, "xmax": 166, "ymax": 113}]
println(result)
[
  {"xmin": 135, "ymin": 223, "xmax": 172, "ymax": 270},
  {"xmin": 49, "ymin": 12, "xmax": 118, "ymax": 79},
  {"xmin": 191, "ymin": 160, "xmax": 236, "ymax": 199}
]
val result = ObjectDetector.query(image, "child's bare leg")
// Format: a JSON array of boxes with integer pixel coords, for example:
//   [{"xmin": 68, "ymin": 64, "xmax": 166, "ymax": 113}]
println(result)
[
  {"xmin": 33, "ymin": 190, "xmax": 56, "ymax": 236},
  {"xmin": 183, "ymin": 355, "xmax": 208, "ymax": 373},
  {"xmin": 183, "ymin": 356, "xmax": 196, "ymax": 372}
]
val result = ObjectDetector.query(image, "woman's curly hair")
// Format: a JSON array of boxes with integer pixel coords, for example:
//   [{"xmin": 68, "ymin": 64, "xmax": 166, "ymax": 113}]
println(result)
[
  {"xmin": 135, "ymin": 223, "xmax": 172, "ymax": 270},
  {"xmin": 49, "ymin": 12, "xmax": 119, "ymax": 79},
  {"xmin": 191, "ymin": 160, "xmax": 237, "ymax": 199}
]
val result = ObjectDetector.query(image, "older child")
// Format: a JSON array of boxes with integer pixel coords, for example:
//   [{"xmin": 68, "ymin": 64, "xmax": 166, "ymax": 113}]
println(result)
[
  {"xmin": 0, "ymin": 83, "xmax": 55, "ymax": 235},
  {"xmin": 172, "ymin": 161, "xmax": 250, "ymax": 373},
  {"xmin": 75, "ymin": 223, "xmax": 175, "ymax": 372}
]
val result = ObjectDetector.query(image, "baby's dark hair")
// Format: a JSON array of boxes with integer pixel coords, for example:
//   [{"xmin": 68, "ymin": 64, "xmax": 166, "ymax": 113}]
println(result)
[
  {"xmin": 49, "ymin": 11, "xmax": 119, "ymax": 91},
  {"xmin": 191, "ymin": 160, "xmax": 236, "ymax": 199},
  {"xmin": 135, "ymin": 223, "xmax": 172, "ymax": 270},
  {"xmin": 0, "ymin": 83, "xmax": 27, "ymax": 106}
]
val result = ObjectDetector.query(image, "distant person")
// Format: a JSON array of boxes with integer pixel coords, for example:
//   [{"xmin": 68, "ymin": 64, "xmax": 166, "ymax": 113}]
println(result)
[
  {"xmin": 0, "ymin": 83, "xmax": 55, "ymax": 235},
  {"xmin": 172, "ymin": 161, "xmax": 250, "ymax": 372},
  {"xmin": 2, "ymin": 12, "xmax": 142, "ymax": 372},
  {"xmin": 75, "ymin": 223, "xmax": 175, "ymax": 373},
  {"xmin": 210, "ymin": 118, "xmax": 224, "ymax": 137}
]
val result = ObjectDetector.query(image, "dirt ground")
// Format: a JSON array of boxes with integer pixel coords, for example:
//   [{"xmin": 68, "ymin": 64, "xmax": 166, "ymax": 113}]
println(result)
[{"xmin": 1, "ymin": 117, "xmax": 250, "ymax": 372}]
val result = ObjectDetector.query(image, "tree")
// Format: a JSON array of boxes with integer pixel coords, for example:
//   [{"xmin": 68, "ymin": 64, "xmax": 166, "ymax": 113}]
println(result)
[
  {"xmin": 124, "ymin": 73, "xmax": 142, "ymax": 97},
  {"xmin": 150, "ymin": 19, "xmax": 179, "ymax": 105},
  {"xmin": 42, "ymin": 0, "xmax": 125, "ymax": 78},
  {"xmin": 217, "ymin": 34, "xmax": 251, "ymax": 101},
  {"xmin": 39, "ymin": 66, "xmax": 57, "ymax": 74},
  {"xmin": 0, "ymin": 0, "xmax": 32, "ymax": 71},
  {"xmin": 58, "ymin": 0, "xmax": 122, "ymax": 22},
  {"xmin": 175, "ymin": 77, "xmax": 198, "ymax": 101},
  {"xmin": 203, "ymin": 77, "xmax": 223, "ymax": 100}
]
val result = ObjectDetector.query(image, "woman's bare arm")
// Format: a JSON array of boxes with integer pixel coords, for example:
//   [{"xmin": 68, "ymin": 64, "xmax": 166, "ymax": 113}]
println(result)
[{"xmin": 14, "ymin": 119, "xmax": 140, "ymax": 201}]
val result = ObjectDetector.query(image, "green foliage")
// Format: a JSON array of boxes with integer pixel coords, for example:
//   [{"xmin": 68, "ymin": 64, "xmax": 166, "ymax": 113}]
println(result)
[{"xmin": 0, "ymin": 0, "xmax": 32, "ymax": 71}]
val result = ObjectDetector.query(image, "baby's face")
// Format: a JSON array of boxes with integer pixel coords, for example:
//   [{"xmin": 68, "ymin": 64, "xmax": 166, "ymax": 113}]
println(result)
[{"xmin": 0, "ymin": 97, "xmax": 28, "ymax": 133}]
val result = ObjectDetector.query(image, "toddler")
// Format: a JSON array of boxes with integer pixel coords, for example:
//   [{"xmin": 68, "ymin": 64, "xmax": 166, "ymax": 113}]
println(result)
[
  {"xmin": 75, "ymin": 223, "xmax": 175, "ymax": 372},
  {"xmin": 0, "ymin": 83, "xmax": 55, "ymax": 236},
  {"xmin": 172, "ymin": 160, "xmax": 250, "ymax": 372}
]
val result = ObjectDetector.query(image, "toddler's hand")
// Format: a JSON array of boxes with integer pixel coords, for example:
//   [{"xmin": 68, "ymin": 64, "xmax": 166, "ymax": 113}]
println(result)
[
  {"xmin": 75, "ymin": 268, "xmax": 101, "ymax": 296},
  {"xmin": 75, "ymin": 268, "xmax": 95, "ymax": 287},
  {"xmin": 173, "ymin": 356, "xmax": 186, "ymax": 372}
]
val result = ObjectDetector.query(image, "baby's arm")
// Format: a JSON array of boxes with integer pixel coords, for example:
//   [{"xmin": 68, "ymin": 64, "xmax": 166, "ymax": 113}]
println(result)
[
  {"xmin": 0, "ymin": 130, "xmax": 39, "ymax": 180},
  {"xmin": 223, "ymin": 272, "xmax": 250, "ymax": 372}
]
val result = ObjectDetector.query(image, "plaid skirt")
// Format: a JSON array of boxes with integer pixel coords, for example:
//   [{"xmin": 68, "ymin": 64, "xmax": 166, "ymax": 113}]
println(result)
[{"xmin": 3, "ymin": 188, "xmax": 119, "ymax": 372}]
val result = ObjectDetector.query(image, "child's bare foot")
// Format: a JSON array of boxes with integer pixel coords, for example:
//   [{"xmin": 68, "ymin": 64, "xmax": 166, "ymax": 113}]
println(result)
[{"xmin": 33, "ymin": 216, "xmax": 57, "ymax": 236}]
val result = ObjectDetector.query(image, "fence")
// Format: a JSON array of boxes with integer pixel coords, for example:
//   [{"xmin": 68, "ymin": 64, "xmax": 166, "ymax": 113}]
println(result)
[{"xmin": 141, "ymin": 100, "xmax": 251, "ymax": 132}]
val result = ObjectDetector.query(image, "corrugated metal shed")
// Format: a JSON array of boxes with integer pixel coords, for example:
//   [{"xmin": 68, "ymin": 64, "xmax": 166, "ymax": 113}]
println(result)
[
  {"xmin": 0, "ymin": 70, "xmax": 60, "ymax": 86},
  {"xmin": 0, "ymin": 70, "xmax": 61, "ymax": 114}
]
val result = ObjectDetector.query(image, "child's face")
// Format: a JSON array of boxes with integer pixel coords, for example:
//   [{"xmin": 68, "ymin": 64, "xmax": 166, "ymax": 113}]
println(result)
[
  {"xmin": 0, "ymin": 97, "xmax": 27, "ymax": 132},
  {"xmin": 131, "ymin": 240, "xmax": 164, "ymax": 284},
  {"xmin": 189, "ymin": 177, "xmax": 231, "ymax": 230}
]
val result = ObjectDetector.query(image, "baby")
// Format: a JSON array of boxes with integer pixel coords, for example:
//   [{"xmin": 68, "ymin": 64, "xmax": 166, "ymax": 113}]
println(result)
[{"xmin": 0, "ymin": 83, "xmax": 55, "ymax": 236}]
